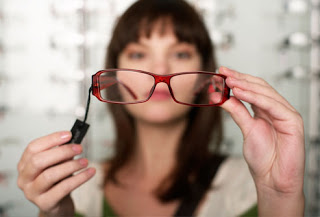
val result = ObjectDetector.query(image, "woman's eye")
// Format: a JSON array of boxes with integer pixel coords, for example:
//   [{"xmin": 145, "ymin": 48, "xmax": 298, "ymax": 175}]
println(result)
[
  {"xmin": 174, "ymin": 51, "xmax": 192, "ymax": 59},
  {"xmin": 128, "ymin": 52, "xmax": 145, "ymax": 60}
]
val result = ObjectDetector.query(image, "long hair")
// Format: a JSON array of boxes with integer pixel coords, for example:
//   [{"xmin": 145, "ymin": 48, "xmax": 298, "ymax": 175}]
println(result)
[{"xmin": 104, "ymin": 0, "xmax": 223, "ymax": 202}]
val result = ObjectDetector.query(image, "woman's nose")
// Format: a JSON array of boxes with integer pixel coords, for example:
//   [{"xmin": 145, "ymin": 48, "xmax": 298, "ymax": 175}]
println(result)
[{"xmin": 151, "ymin": 56, "xmax": 171, "ymax": 75}]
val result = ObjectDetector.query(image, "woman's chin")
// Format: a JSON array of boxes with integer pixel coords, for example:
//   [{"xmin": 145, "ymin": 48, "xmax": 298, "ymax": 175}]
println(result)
[{"xmin": 125, "ymin": 101, "xmax": 191, "ymax": 125}]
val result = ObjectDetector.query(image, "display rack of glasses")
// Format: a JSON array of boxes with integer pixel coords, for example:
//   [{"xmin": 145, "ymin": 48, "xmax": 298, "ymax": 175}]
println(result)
[
  {"xmin": 307, "ymin": 0, "xmax": 320, "ymax": 216},
  {"xmin": 0, "ymin": 0, "xmax": 317, "ymax": 216},
  {"xmin": 0, "ymin": 0, "xmax": 89, "ymax": 215},
  {"xmin": 0, "ymin": 1, "xmax": 7, "ymax": 121},
  {"xmin": 189, "ymin": 0, "xmax": 235, "ymax": 50},
  {"xmin": 273, "ymin": 0, "xmax": 320, "ymax": 215},
  {"xmin": 0, "ymin": 1, "xmax": 137, "ymax": 215}
]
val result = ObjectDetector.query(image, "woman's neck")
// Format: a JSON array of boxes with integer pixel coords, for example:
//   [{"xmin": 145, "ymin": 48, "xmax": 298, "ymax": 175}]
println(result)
[{"xmin": 128, "ymin": 118, "xmax": 187, "ymax": 184}]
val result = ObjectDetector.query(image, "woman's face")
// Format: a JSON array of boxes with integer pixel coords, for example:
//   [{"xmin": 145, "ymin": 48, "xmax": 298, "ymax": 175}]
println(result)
[{"xmin": 118, "ymin": 26, "xmax": 202, "ymax": 124}]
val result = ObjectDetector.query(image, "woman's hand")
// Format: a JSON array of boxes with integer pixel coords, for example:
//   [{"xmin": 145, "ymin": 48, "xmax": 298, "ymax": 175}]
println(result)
[
  {"xmin": 17, "ymin": 131, "xmax": 96, "ymax": 217},
  {"xmin": 219, "ymin": 66, "xmax": 305, "ymax": 216}
]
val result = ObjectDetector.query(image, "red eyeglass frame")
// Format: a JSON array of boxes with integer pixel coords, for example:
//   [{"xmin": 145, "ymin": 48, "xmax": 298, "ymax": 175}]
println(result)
[{"xmin": 91, "ymin": 68, "xmax": 230, "ymax": 107}]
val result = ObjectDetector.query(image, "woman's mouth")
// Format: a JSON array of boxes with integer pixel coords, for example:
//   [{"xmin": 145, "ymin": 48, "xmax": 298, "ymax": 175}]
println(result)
[{"xmin": 149, "ymin": 89, "xmax": 172, "ymax": 101}]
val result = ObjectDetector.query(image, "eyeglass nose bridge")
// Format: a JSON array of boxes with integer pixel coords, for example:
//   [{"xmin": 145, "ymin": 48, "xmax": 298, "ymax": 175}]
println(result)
[
  {"xmin": 150, "ymin": 75, "xmax": 174, "ymax": 99},
  {"xmin": 154, "ymin": 75, "xmax": 171, "ymax": 84}
]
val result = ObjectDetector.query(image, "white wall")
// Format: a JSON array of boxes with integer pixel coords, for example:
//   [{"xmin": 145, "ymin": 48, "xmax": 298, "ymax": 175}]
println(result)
[{"xmin": 0, "ymin": 0, "xmax": 314, "ymax": 216}]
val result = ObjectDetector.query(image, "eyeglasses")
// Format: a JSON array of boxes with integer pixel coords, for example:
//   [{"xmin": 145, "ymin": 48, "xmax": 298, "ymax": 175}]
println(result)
[
  {"xmin": 67, "ymin": 69, "xmax": 230, "ymax": 144},
  {"xmin": 91, "ymin": 69, "xmax": 230, "ymax": 107}
]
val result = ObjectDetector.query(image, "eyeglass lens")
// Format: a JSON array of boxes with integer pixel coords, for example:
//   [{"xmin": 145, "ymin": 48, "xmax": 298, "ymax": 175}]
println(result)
[{"xmin": 98, "ymin": 70, "xmax": 225, "ymax": 105}]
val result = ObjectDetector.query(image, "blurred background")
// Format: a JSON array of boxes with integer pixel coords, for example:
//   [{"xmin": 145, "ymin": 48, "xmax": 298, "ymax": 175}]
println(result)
[{"xmin": 0, "ymin": 0, "xmax": 319, "ymax": 216}]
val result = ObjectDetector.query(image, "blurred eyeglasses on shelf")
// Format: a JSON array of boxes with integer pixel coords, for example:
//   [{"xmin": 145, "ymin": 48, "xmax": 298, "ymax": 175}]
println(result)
[
  {"xmin": 211, "ymin": 30, "xmax": 234, "ymax": 50},
  {"xmin": 91, "ymin": 69, "xmax": 230, "ymax": 107},
  {"xmin": 280, "ymin": 32, "xmax": 311, "ymax": 50},
  {"xmin": 51, "ymin": 0, "xmax": 110, "ymax": 16},
  {"xmin": 284, "ymin": 0, "xmax": 309, "ymax": 14},
  {"xmin": 282, "ymin": 65, "xmax": 310, "ymax": 79}
]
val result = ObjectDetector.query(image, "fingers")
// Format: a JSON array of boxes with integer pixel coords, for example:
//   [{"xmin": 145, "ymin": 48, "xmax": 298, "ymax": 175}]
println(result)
[
  {"xmin": 218, "ymin": 66, "xmax": 298, "ymax": 119},
  {"xmin": 232, "ymin": 86, "xmax": 296, "ymax": 121},
  {"xmin": 28, "ymin": 131, "xmax": 71, "ymax": 153},
  {"xmin": 27, "ymin": 158, "xmax": 89, "ymax": 197},
  {"xmin": 209, "ymin": 92, "xmax": 224, "ymax": 104},
  {"xmin": 18, "ymin": 131, "xmax": 72, "ymax": 172},
  {"xmin": 220, "ymin": 96, "xmax": 254, "ymax": 135},
  {"xmin": 218, "ymin": 66, "xmax": 300, "ymax": 136},
  {"xmin": 19, "ymin": 144, "xmax": 83, "ymax": 184},
  {"xmin": 30, "ymin": 167, "xmax": 95, "ymax": 212},
  {"xmin": 218, "ymin": 66, "xmax": 296, "ymax": 112},
  {"xmin": 17, "ymin": 131, "xmax": 96, "ymax": 213},
  {"xmin": 218, "ymin": 66, "xmax": 269, "ymax": 87},
  {"xmin": 18, "ymin": 131, "xmax": 75, "ymax": 190},
  {"xmin": 44, "ymin": 167, "xmax": 96, "ymax": 202}
]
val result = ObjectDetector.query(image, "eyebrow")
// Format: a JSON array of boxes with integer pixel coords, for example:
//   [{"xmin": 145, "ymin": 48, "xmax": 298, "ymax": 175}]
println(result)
[
  {"xmin": 127, "ymin": 42, "xmax": 147, "ymax": 47},
  {"xmin": 127, "ymin": 41, "xmax": 194, "ymax": 49}
]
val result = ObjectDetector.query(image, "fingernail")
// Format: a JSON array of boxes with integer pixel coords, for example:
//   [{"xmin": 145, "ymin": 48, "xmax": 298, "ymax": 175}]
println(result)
[
  {"xmin": 79, "ymin": 158, "xmax": 88, "ymax": 166},
  {"xmin": 221, "ymin": 66, "xmax": 228, "ymax": 71},
  {"xmin": 87, "ymin": 168, "xmax": 96, "ymax": 176},
  {"xmin": 60, "ymin": 131, "xmax": 71, "ymax": 141},
  {"xmin": 227, "ymin": 77, "xmax": 234, "ymax": 81},
  {"xmin": 72, "ymin": 145, "xmax": 82, "ymax": 154},
  {"xmin": 233, "ymin": 87, "xmax": 242, "ymax": 92}
]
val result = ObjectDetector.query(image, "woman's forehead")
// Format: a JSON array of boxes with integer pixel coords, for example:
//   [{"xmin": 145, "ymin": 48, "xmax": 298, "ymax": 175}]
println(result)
[
  {"xmin": 126, "ymin": 34, "xmax": 197, "ymax": 51},
  {"xmin": 139, "ymin": 17, "xmax": 175, "ymax": 39},
  {"xmin": 137, "ymin": 21, "xmax": 197, "ymax": 47},
  {"xmin": 138, "ymin": 30, "xmax": 178, "ymax": 45}
]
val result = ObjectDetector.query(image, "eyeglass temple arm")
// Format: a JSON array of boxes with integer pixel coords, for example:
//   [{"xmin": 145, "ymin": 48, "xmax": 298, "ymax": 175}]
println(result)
[
  {"xmin": 83, "ymin": 87, "xmax": 92, "ymax": 123},
  {"xmin": 99, "ymin": 77, "xmax": 138, "ymax": 100},
  {"xmin": 65, "ymin": 87, "xmax": 91, "ymax": 145}
]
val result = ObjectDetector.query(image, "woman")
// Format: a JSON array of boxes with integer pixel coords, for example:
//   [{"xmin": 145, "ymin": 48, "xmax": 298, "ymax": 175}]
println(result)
[{"xmin": 17, "ymin": 0, "xmax": 305, "ymax": 216}]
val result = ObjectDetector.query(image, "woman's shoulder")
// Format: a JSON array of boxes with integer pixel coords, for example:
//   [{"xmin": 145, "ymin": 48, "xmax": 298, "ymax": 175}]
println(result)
[{"xmin": 197, "ymin": 155, "xmax": 257, "ymax": 217}]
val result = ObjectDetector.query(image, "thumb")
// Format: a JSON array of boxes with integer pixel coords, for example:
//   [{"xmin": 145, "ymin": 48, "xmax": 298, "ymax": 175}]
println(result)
[{"xmin": 220, "ymin": 96, "xmax": 253, "ymax": 136}]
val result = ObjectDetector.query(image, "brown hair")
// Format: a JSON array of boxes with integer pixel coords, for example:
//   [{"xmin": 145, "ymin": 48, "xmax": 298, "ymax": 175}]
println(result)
[{"xmin": 104, "ymin": 0, "xmax": 223, "ymax": 202}]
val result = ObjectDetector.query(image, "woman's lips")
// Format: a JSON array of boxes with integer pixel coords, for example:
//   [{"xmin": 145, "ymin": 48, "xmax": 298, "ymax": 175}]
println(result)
[{"xmin": 149, "ymin": 89, "xmax": 172, "ymax": 101}]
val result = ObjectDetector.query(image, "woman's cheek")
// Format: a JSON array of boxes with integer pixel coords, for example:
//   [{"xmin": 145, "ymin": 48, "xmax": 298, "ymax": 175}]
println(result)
[
  {"xmin": 169, "ymin": 57, "xmax": 202, "ymax": 72},
  {"xmin": 118, "ymin": 54, "xmax": 151, "ymax": 71}
]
